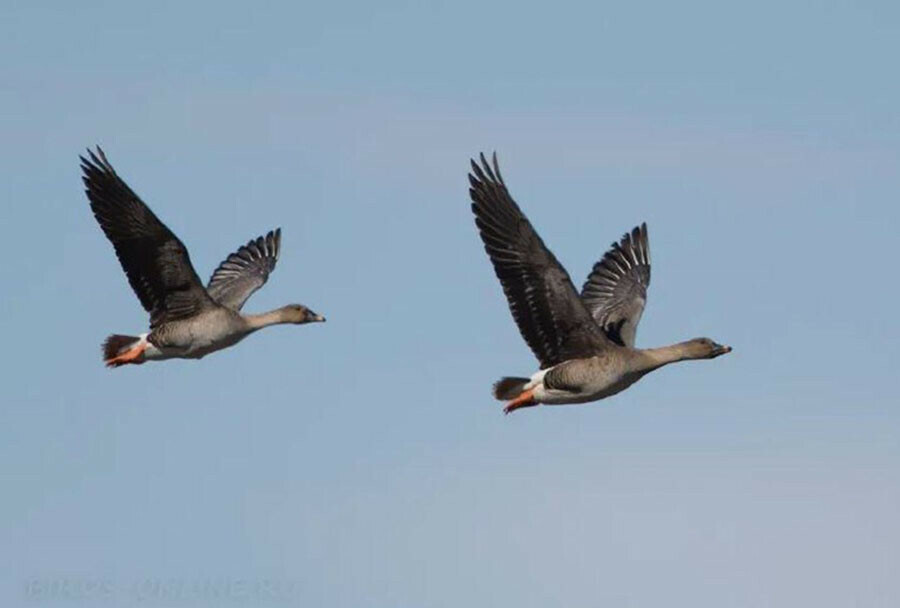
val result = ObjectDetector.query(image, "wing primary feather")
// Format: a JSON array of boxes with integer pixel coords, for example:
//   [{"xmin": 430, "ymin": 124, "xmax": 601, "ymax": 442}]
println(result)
[
  {"xmin": 469, "ymin": 153, "xmax": 612, "ymax": 368},
  {"xmin": 206, "ymin": 228, "xmax": 282, "ymax": 311},
  {"xmin": 580, "ymin": 222, "xmax": 651, "ymax": 347},
  {"xmin": 81, "ymin": 146, "xmax": 212, "ymax": 327}
]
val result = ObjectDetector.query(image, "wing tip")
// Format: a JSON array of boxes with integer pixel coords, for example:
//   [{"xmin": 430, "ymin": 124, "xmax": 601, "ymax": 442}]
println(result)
[
  {"xmin": 268, "ymin": 227, "xmax": 282, "ymax": 260},
  {"xmin": 79, "ymin": 145, "xmax": 117, "ymax": 189},
  {"xmin": 468, "ymin": 150, "xmax": 504, "ymax": 186}
]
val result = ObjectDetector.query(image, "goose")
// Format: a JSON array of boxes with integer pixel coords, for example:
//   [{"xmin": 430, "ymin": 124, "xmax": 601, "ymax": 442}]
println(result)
[
  {"xmin": 81, "ymin": 147, "xmax": 325, "ymax": 368},
  {"xmin": 469, "ymin": 153, "xmax": 731, "ymax": 413}
]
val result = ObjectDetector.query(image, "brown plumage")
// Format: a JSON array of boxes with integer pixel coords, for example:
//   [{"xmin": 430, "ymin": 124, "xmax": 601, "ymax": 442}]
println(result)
[
  {"xmin": 82, "ymin": 147, "xmax": 325, "ymax": 367},
  {"xmin": 82, "ymin": 148, "xmax": 214, "ymax": 328},
  {"xmin": 581, "ymin": 223, "xmax": 650, "ymax": 347},
  {"xmin": 469, "ymin": 153, "xmax": 731, "ymax": 413},
  {"xmin": 469, "ymin": 154, "xmax": 612, "ymax": 370}
]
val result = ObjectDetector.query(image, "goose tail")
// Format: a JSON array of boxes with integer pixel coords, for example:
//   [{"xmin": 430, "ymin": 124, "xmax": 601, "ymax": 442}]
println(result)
[
  {"xmin": 102, "ymin": 334, "xmax": 148, "ymax": 367},
  {"xmin": 493, "ymin": 377, "xmax": 531, "ymax": 400}
]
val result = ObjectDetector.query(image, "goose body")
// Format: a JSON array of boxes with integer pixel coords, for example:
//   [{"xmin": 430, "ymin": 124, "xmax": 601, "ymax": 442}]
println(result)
[
  {"xmin": 530, "ymin": 352, "xmax": 646, "ymax": 405},
  {"xmin": 81, "ymin": 147, "xmax": 324, "ymax": 367},
  {"xmin": 123, "ymin": 308, "xmax": 253, "ymax": 362},
  {"xmin": 469, "ymin": 153, "xmax": 731, "ymax": 413}
]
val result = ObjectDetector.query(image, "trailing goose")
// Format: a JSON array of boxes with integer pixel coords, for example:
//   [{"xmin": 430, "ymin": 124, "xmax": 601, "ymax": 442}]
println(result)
[
  {"xmin": 469, "ymin": 153, "xmax": 730, "ymax": 413},
  {"xmin": 81, "ymin": 147, "xmax": 325, "ymax": 368}
]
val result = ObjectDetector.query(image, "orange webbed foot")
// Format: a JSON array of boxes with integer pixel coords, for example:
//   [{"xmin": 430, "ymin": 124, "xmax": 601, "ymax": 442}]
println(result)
[
  {"xmin": 504, "ymin": 388, "xmax": 537, "ymax": 414},
  {"xmin": 105, "ymin": 341, "xmax": 148, "ymax": 367}
]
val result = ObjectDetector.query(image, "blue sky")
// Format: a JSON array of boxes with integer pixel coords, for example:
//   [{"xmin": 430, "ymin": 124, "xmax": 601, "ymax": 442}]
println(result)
[{"xmin": 2, "ymin": 1, "xmax": 899, "ymax": 606}]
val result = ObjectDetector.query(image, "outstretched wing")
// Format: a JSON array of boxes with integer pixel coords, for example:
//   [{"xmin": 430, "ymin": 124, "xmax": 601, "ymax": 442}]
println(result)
[
  {"xmin": 206, "ymin": 229, "xmax": 281, "ymax": 311},
  {"xmin": 580, "ymin": 223, "xmax": 651, "ymax": 347},
  {"xmin": 81, "ymin": 147, "xmax": 214, "ymax": 328},
  {"xmin": 469, "ymin": 153, "xmax": 614, "ymax": 369}
]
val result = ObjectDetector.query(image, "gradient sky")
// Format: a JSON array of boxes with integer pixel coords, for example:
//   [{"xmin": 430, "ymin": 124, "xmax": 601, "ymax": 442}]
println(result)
[{"xmin": 2, "ymin": 2, "xmax": 899, "ymax": 607}]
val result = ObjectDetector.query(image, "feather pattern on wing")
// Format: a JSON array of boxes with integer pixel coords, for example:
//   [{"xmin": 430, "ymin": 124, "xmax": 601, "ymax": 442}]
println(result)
[
  {"xmin": 469, "ymin": 153, "xmax": 614, "ymax": 369},
  {"xmin": 80, "ymin": 147, "xmax": 214, "ymax": 328},
  {"xmin": 581, "ymin": 223, "xmax": 651, "ymax": 347},
  {"xmin": 206, "ymin": 229, "xmax": 281, "ymax": 311}
]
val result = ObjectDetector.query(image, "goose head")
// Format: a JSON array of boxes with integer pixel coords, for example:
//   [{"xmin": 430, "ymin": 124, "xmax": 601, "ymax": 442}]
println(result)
[
  {"xmin": 281, "ymin": 304, "xmax": 326, "ymax": 324},
  {"xmin": 682, "ymin": 337, "xmax": 732, "ymax": 359}
]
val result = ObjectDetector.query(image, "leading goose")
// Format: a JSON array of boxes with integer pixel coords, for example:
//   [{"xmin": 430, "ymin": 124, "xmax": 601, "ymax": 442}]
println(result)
[
  {"xmin": 469, "ymin": 153, "xmax": 731, "ymax": 414},
  {"xmin": 81, "ymin": 147, "xmax": 325, "ymax": 367}
]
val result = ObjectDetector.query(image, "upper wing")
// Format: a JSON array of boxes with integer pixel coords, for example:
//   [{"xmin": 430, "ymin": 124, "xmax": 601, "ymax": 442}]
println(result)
[
  {"xmin": 580, "ymin": 223, "xmax": 651, "ymax": 347},
  {"xmin": 206, "ymin": 229, "xmax": 281, "ymax": 311},
  {"xmin": 80, "ymin": 147, "xmax": 214, "ymax": 328},
  {"xmin": 469, "ymin": 153, "xmax": 615, "ymax": 369}
]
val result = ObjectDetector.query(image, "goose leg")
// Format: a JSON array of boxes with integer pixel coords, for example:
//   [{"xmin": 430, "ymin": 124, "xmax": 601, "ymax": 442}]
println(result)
[
  {"xmin": 105, "ymin": 341, "xmax": 148, "ymax": 367},
  {"xmin": 504, "ymin": 389, "xmax": 537, "ymax": 414}
]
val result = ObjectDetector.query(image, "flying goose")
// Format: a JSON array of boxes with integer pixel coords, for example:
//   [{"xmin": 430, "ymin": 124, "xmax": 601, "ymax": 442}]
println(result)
[
  {"xmin": 81, "ymin": 147, "xmax": 325, "ymax": 367},
  {"xmin": 469, "ymin": 153, "xmax": 731, "ymax": 413}
]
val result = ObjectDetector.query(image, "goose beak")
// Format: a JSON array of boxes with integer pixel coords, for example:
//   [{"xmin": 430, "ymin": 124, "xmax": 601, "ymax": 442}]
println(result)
[
  {"xmin": 715, "ymin": 344, "xmax": 732, "ymax": 356},
  {"xmin": 312, "ymin": 314, "xmax": 326, "ymax": 323}
]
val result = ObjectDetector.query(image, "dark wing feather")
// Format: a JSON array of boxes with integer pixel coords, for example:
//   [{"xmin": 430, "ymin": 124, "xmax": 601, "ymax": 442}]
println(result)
[
  {"xmin": 469, "ymin": 153, "xmax": 614, "ymax": 369},
  {"xmin": 581, "ymin": 223, "xmax": 651, "ymax": 347},
  {"xmin": 206, "ymin": 229, "xmax": 281, "ymax": 311},
  {"xmin": 80, "ymin": 147, "xmax": 214, "ymax": 328}
]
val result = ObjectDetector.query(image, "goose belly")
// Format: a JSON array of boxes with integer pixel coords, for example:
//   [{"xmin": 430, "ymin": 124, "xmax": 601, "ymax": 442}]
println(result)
[
  {"xmin": 145, "ymin": 322, "xmax": 248, "ymax": 360},
  {"xmin": 532, "ymin": 360, "xmax": 647, "ymax": 405},
  {"xmin": 183, "ymin": 331, "xmax": 247, "ymax": 358}
]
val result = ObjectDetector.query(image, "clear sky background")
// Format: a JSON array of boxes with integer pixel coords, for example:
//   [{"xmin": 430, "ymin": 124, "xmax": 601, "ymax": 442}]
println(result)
[{"xmin": 2, "ymin": 1, "xmax": 899, "ymax": 607}]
